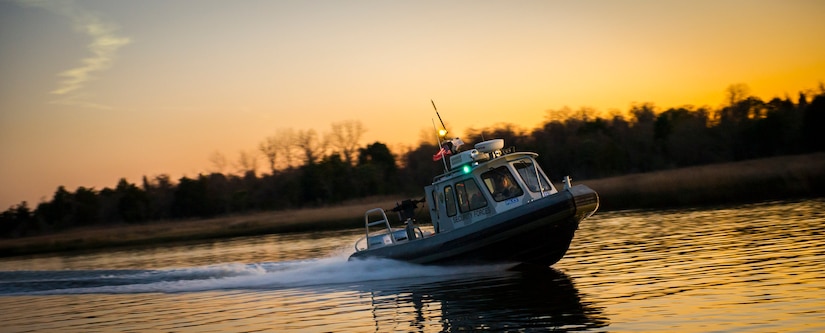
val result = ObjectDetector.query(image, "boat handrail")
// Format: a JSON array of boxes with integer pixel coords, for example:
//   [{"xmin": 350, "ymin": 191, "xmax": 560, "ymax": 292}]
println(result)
[{"xmin": 363, "ymin": 208, "xmax": 397, "ymax": 249}]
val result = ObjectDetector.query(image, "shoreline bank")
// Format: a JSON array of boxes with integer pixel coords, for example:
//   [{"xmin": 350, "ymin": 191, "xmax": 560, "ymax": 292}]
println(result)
[
  {"xmin": 2, "ymin": 153, "xmax": 823, "ymax": 257},
  {"xmin": 586, "ymin": 152, "xmax": 825, "ymax": 211}
]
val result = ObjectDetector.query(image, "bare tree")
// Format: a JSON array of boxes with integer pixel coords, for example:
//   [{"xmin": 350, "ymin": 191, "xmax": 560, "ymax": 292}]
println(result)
[
  {"xmin": 326, "ymin": 120, "xmax": 365, "ymax": 165},
  {"xmin": 259, "ymin": 128, "xmax": 300, "ymax": 173},
  {"xmin": 725, "ymin": 83, "xmax": 751, "ymax": 106},
  {"xmin": 259, "ymin": 137, "xmax": 279, "ymax": 174},
  {"xmin": 573, "ymin": 107, "xmax": 600, "ymax": 122},
  {"xmin": 277, "ymin": 129, "xmax": 298, "ymax": 169},
  {"xmin": 208, "ymin": 151, "xmax": 228, "ymax": 174},
  {"xmin": 235, "ymin": 150, "xmax": 259, "ymax": 176},
  {"xmin": 545, "ymin": 106, "xmax": 573, "ymax": 123},
  {"xmin": 295, "ymin": 129, "xmax": 326, "ymax": 165}
]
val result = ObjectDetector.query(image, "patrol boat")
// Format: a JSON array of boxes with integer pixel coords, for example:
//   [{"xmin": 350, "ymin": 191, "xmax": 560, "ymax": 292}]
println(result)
[{"xmin": 348, "ymin": 138, "xmax": 599, "ymax": 266}]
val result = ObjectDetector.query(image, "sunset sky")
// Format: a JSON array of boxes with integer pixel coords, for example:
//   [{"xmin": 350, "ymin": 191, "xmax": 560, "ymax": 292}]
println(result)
[{"xmin": 1, "ymin": 0, "xmax": 824, "ymax": 209}]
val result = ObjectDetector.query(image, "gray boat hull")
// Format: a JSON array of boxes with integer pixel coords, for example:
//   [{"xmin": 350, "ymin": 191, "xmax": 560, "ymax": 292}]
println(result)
[{"xmin": 348, "ymin": 185, "xmax": 598, "ymax": 266}]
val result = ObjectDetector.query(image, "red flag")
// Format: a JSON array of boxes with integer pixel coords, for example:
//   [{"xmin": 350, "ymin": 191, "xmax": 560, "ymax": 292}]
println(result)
[{"xmin": 433, "ymin": 146, "xmax": 452, "ymax": 161}]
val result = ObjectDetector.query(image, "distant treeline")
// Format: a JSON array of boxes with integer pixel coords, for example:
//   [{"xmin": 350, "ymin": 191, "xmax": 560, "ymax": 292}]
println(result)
[{"xmin": 2, "ymin": 84, "xmax": 824, "ymax": 237}]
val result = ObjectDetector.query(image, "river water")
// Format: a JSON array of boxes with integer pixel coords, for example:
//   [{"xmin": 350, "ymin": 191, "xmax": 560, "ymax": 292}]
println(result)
[{"xmin": 1, "ymin": 199, "xmax": 823, "ymax": 332}]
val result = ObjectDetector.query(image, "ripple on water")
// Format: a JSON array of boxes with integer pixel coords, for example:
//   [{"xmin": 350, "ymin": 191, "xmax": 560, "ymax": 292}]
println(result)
[
  {"xmin": 557, "ymin": 199, "xmax": 825, "ymax": 332},
  {"xmin": 0, "ymin": 199, "xmax": 823, "ymax": 332}
]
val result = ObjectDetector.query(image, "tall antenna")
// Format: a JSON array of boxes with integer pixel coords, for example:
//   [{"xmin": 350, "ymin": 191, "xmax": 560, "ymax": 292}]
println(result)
[
  {"xmin": 433, "ymin": 119, "xmax": 448, "ymax": 172},
  {"xmin": 431, "ymin": 99, "xmax": 447, "ymax": 136}
]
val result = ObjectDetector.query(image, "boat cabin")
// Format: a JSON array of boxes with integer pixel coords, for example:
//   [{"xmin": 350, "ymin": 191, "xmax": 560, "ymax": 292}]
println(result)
[{"xmin": 423, "ymin": 139, "xmax": 558, "ymax": 233}]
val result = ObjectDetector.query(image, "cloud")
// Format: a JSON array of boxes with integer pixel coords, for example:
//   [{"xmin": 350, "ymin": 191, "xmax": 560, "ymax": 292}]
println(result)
[{"xmin": 17, "ymin": 0, "xmax": 131, "ymax": 108}]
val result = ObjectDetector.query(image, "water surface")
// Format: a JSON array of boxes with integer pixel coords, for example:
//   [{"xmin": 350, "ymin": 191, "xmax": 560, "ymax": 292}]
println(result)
[{"xmin": 1, "ymin": 199, "xmax": 823, "ymax": 332}]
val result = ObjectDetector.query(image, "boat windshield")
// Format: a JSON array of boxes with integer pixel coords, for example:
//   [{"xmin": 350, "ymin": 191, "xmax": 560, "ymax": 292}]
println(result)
[
  {"xmin": 481, "ymin": 166, "xmax": 524, "ymax": 202},
  {"xmin": 513, "ymin": 159, "xmax": 552, "ymax": 192}
]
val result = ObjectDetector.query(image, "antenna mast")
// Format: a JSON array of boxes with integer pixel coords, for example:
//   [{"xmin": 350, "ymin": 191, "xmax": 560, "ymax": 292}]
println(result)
[
  {"xmin": 431, "ymin": 99, "xmax": 447, "ymax": 134},
  {"xmin": 432, "ymin": 119, "xmax": 448, "ymax": 172},
  {"xmin": 431, "ymin": 100, "xmax": 451, "ymax": 172}
]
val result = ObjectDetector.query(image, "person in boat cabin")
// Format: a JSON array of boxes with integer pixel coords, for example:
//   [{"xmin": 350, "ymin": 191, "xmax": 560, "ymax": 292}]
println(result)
[
  {"xmin": 488, "ymin": 170, "xmax": 522, "ymax": 201},
  {"xmin": 470, "ymin": 191, "xmax": 485, "ymax": 208}
]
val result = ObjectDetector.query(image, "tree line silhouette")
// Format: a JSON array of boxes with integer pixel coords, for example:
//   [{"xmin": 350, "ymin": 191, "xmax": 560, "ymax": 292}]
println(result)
[{"xmin": 3, "ymin": 84, "xmax": 824, "ymax": 237}]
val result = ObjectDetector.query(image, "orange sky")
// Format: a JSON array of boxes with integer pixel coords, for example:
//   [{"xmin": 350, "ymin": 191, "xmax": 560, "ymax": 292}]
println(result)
[{"xmin": 1, "ymin": 0, "xmax": 824, "ymax": 209}]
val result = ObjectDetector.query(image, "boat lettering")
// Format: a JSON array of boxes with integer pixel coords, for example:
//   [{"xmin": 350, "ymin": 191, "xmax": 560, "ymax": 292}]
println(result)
[
  {"xmin": 451, "ymin": 207, "xmax": 490, "ymax": 223},
  {"xmin": 472, "ymin": 207, "xmax": 491, "ymax": 217}
]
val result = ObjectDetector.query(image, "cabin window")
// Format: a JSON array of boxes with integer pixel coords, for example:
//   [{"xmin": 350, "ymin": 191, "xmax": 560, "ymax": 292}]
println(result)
[
  {"xmin": 455, "ymin": 179, "xmax": 488, "ymax": 213},
  {"xmin": 481, "ymin": 166, "xmax": 524, "ymax": 202},
  {"xmin": 513, "ymin": 159, "xmax": 552, "ymax": 192},
  {"xmin": 444, "ymin": 186, "xmax": 457, "ymax": 217}
]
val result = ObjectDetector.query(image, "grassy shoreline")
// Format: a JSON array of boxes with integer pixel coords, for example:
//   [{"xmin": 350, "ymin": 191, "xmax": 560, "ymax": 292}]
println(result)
[
  {"xmin": 586, "ymin": 152, "xmax": 825, "ymax": 211},
  {"xmin": 0, "ymin": 196, "xmax": 407, "ymax": 257},
  {"xmin": 2, "ymin": 153, "xmax": 824, "ymax": 257}
]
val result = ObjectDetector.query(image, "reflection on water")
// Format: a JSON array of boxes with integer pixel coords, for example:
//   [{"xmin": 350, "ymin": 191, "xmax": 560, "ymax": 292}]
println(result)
[
  {"xmin": 361, "ymin": 268, "xmax": 607, "ymax": 332},
  {"xmin": 0, "ymin": 199, "xmax": 824, "ymax": 332}
]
